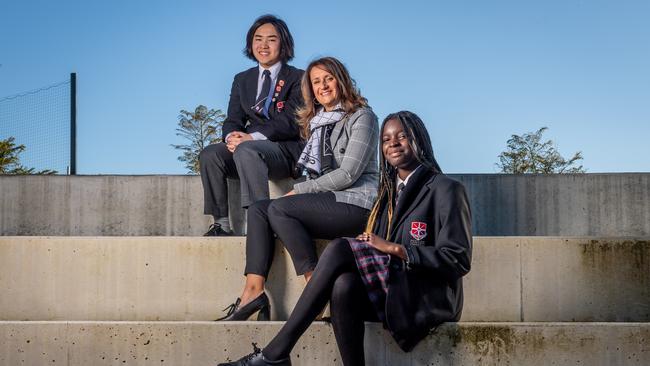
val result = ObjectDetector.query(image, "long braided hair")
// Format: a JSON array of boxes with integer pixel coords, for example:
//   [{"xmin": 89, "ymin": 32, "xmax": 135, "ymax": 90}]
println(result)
[{"xmin": 365, "ymin": 111, "xmax": 443, "ymax": 238}]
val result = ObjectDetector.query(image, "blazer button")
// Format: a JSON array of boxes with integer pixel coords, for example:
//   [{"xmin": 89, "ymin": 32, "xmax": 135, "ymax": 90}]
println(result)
[{"xmin": 339, "ymin": 148, "xmax": 346, "ymax": 154}]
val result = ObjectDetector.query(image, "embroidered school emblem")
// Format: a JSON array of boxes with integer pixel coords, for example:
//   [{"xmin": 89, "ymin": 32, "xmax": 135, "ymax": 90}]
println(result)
[{"xmin": 410, "ymin": 222, "xmax": 427, "ymax": 241}]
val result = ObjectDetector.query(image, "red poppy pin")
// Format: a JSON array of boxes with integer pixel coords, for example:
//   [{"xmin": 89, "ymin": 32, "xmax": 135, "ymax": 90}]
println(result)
[
  {"xmin": 276, "ymin": 101, "xmax": 285, "ymax": 112},
  {"xmin": 275, "ymin": 80, "xmax": 285, "ymax": 94}
]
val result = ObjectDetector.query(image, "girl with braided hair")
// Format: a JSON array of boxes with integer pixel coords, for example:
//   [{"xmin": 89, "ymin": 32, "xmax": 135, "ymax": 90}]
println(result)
[{"xmin": 218, "ymin": 111, "xmax": 472, "ymax": 366}]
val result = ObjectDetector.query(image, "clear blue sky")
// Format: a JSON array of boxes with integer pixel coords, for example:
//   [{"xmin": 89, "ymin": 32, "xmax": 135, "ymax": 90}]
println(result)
[{"xmin": 1, "ymin": 0, "xmax": 649, "ymax": 174}]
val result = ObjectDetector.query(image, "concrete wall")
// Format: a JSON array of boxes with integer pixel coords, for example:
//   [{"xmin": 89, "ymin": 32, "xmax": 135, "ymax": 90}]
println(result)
[
  {"xmin": 1, "ymin": 321, "xmax": 648, "ymax": 366},
  {"xmin": 453, "ymin": 173, "xmax": 650, "ymax": 236},
  {"xmin": 1, "ymin": 174, "xmax": 650, "ymax": 236},
  {"xmin": 1, "ymin": 236, "xmax": 648, "ymax": 322}
]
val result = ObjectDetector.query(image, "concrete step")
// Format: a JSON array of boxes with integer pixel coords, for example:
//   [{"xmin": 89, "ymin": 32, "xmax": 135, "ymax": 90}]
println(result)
[
  {"xmin": 1, "ymin": 236, "xmax": 648, "ymax": 322},
  {"xmin": 3, "ymin": 174, "xmax": 650, "ymax": 236},
  {"xmin": 0, "ymin": 321, "xmax": 648, "ymax": 365}
]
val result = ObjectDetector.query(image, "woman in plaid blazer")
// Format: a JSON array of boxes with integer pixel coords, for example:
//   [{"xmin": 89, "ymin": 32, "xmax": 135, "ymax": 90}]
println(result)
[{"xmin": 216, "ymin": 57, "xmax": 379, "ymax": 323}]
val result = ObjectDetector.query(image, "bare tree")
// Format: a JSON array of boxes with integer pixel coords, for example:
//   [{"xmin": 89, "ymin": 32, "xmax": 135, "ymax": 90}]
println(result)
[{"xmin": 497, "ymin": 127, "xmax": 585, "ymax": 174}]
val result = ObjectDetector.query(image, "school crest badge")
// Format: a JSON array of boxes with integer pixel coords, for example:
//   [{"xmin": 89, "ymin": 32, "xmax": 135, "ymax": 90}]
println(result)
[{"xmin": 410, "ymin": 222, "xmax": 427, "ymax": 241}]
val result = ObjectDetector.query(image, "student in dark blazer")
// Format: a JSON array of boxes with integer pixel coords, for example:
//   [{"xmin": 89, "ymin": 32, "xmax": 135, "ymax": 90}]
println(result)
[
  {"xmin": 199, "ymin": 15, "xmax": 304, "ymax": 236},
  {"xmin": 218, "ymin": 111, "xmax": 472, "ymax": 366},
  {"xmin": 215, "ymin": 57, "xmax": 379, "ymax": 322}
]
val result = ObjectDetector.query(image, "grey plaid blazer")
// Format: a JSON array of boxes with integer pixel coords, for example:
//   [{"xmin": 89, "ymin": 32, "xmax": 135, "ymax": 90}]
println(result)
[{"xmin": 293, "ymin": 107, "xmax": 379, "ymax": 210}]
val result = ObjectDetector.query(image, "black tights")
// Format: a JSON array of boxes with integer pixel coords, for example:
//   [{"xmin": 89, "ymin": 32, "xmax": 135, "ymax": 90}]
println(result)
[{"xmin": 263, "ymin": 238, "xmax": 379, "ymax": 366}]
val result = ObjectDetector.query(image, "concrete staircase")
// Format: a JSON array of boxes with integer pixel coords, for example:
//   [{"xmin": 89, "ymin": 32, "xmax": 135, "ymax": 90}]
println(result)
[
  {"xmin": 0, "ymin": 236, "xmax": 649, "ymax": 365},
  {"xmin": 1, "ymin": 175, "xmax": 650, "ymax": 365}
]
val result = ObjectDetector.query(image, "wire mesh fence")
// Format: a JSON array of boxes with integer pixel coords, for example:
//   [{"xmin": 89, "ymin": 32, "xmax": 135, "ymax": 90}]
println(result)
[{"xmin": 0, "ymin": 75, "xmax": 73, "ymax": 174}]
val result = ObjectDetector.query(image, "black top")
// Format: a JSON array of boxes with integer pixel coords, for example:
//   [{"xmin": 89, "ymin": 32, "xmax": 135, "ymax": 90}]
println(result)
[
  {"xmin": 373, "ymin": 167, "xmax": 473, "ymax": 352},
  {"xmin": 222, "ymin": 64, "xmax": 305, "ymax": 165}
]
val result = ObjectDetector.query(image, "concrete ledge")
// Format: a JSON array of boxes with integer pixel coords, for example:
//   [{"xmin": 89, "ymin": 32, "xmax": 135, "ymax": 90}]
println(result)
[
  {"xmin": 1, "ymin": 321, "xmax": 648, "ymax": 365},
  {"xmin": 2, "ymin": 174, "xmax": 650, "ymax": 236},
  {"xmin": 1, "ymin": 237, "xmax": 648, "ymax": 322},
  {"xmin": 0, "ymin": 175, "xmax": 296, "ymax": 237}
]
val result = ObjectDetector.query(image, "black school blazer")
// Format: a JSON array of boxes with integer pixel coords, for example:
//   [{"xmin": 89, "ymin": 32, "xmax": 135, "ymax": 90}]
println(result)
[
  {"xmin": 373, "ymin": 167, "xmax": 472, "ymax": 352},
  {"xmin": 222, "ymin": 64, "xmax": 305, "ymax": 165}
]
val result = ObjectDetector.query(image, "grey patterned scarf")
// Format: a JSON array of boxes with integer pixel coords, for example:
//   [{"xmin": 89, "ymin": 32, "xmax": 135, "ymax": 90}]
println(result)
[{"xmin": 296, "ymin": 106, "xmax": 346, "ymax": 177}]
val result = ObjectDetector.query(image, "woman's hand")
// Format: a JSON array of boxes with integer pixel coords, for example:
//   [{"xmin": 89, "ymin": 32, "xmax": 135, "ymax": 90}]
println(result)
[
  {"xmin": 356, "ymin": 232, "xmax": 407, "ymax": 260},
  {"xmin": 283, "ymin": 190, "xmax": 296, "ymax": 197}
]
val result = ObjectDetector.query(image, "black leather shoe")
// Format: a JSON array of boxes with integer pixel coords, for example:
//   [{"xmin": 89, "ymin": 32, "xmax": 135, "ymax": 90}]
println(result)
[
  {"xmin": 204, "ymin": 223, "xmax": 234, "ymax": 236},
  {"xmin": 217, "ymin": 343, "xmax": 291, "ymax": 365},
  {"xmin": 216, "ymin": 292, "xmax": 271, "ymax": 321}
]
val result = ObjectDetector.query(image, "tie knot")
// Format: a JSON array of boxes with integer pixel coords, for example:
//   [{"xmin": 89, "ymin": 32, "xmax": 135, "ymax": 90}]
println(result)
[{"xmin": 262, "ymin": 69, "xmax": 270, "ymax": 77}]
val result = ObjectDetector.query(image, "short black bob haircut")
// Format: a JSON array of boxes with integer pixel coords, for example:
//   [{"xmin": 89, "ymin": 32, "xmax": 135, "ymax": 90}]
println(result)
[{"xmin": 244, "ymin": 14, "xmax": 295, "ymax": 64}]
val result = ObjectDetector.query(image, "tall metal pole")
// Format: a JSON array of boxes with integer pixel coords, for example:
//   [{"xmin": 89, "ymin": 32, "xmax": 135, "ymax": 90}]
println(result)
[{"xmin": 70, "ymin": 72, "xmax": 77, "ymax": 175}]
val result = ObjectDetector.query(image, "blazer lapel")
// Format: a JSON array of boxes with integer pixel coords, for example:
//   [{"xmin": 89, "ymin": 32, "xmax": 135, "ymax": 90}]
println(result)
[
  {"xmin": 389, "ymin": 169, "xmax": 437, "ymax": 239},
  {"xmin": 269, "ymin": 65, "xmax": 290, "ymax": 115},
  {"xmin": 243, "ymin": 68, "xmax": 258, "ymax": 111},
  {"xmin": 330, "ymin": 113, "xmax": 348, "ymax": 149}
]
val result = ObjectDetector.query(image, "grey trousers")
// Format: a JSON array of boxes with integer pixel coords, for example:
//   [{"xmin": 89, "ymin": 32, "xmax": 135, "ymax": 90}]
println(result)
[{"xmin": 199, "ymin": 140, "xmax": 292, "ymax": 217}]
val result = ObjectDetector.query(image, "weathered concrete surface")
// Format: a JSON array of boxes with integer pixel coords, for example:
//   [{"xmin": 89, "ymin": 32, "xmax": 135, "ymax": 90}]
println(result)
[
  {"xmin": 1, "ymin": 237, "xmax": 648, "ymax": 322},
  {"xmin": 520, "ymin": 237, "xmax": 650, "ymax": 321},
  {"xmin": 0, "ymin": 321, "xmax": 648, "ymax": 366},
  {"xmin": 2, "ymin": 174, "xmax": 650, "ymax": 236},
  {"xmin": 452, "ymin": 173, "xmax": 650, "ymax": 236},
  {"xmin": 0, "ymin": 175, "xmax": 294, "ymax": 236}
]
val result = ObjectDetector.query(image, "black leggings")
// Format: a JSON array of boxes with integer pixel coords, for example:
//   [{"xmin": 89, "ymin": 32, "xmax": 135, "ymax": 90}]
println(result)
[
  {"xmin": 263, "ymin": 238, "xmax": 379, "ymax": 366},
  {"xmin": 245, "ymin": 192, "xmax": 368, "ymax": 277}
]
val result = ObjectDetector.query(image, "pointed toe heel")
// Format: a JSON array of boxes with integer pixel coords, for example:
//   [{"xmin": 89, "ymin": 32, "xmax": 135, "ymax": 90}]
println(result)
[
  {"xmin": 216, "ymin": 292, "xmax": 271, "ymax": 321},
  {"xmin": 256, "ymin": 304, "xmax": 271, "ymax": 321}
]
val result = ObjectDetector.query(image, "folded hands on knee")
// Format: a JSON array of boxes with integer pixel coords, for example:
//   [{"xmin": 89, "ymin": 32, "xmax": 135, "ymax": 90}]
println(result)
[{"xmin": 226, "ymin": 131, "xmax": 253, "ymax": 152}]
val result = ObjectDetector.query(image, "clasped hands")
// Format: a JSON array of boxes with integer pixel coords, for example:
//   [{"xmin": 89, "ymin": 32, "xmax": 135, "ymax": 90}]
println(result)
[{"xmin": 226, "ymin": 131, "xmax": 253, "ymax": 152}]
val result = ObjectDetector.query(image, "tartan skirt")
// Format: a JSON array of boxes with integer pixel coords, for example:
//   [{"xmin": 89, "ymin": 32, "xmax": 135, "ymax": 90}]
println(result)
[{"xmin": 347, "ymin": 238, "xmax": 392, "ymax": 323}]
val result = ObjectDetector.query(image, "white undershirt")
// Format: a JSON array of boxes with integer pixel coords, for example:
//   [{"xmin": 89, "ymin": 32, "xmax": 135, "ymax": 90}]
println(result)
[
  {"xmin": 255, "ymin": 61, "xmax": 282, "ymax": 100},
  {"xmin": 396, "ymin": 164, "xmax": 422, "ymax": 190}
]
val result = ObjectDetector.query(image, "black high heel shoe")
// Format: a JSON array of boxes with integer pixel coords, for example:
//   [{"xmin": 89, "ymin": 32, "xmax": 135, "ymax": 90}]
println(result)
[
  {"xmin": 216, "ymin": 292, "xmax": 271, "ymax": 321},
  {"xmin": 217, "ymin": 343, "xmax": 291, "ymax": 365}
]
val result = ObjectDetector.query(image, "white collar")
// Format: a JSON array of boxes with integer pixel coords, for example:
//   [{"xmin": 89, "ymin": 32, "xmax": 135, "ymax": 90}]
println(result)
[
  {"xmin": 396, "ymin": 165, "xmax": 422, "ymax": 189},
  {"xmin": 258, "ymin": 61, "xmax": 282, "ymax": 81}
]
